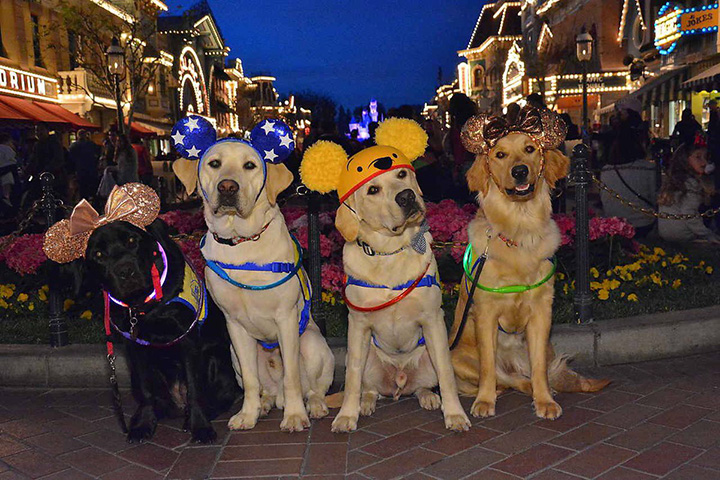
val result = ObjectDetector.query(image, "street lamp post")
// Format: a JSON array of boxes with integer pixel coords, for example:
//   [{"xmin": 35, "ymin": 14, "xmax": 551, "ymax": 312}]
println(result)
[
  {"xmin": 106, "ymin": 37, "xmax": 125, "ymax": 135},
  {"xmin": 573, "ymin": 28, "xmax": 594, "ymax": 324},
  {"xmin": 576, "ymin": 28, "xmax": 593, "ymax": 140}
]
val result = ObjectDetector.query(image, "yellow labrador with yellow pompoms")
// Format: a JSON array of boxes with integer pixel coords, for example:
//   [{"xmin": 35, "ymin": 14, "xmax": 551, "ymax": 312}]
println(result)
[{"xmin": 301, "ymin": 118, "xmax": 470, "ymax": 433}]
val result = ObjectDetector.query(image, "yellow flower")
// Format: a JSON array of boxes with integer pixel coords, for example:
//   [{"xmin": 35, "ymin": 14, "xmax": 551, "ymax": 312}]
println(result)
[
  {"xmin": 28, "ymin": 303, "xmax": 34, "ymax": 311},
  {"xmin": 0, "ymin": 285, "xmax": 12, "ymax": 299},
  {"xmin": 590, "ymin": 281, "xmax": 602, "ymax": 291},
  {"xmin": 63, "ymin": 299, "xmax": 74, "ymax": 311},
  {"xmin": 620, "ymin": 292, "xmax": 626, "ymax": 298},
  {"xmin": 563, "ymin": 284, "xmax": 569, "ymax": 295},
  {"xmin": 80, "ymin": 310, "xmax": 92, "ymax": 320},
  {"xmin": 650, "ymin": 272, "xmax": 663, "ymax": 286},
  {"xmin": 590, "ymin": 267, "xmax": 599, "ymax": 278},
  {"xmin": 672, "ymin": 279, "xmax": 682, "ymax": 289},
  {"xmin": 627, "ymin": 293, "xmax": 638, "ymax": 302},
  {"xmin": 661, "ymin": 261, "xmax": 667, "ymax": 267},
  {"xmin": 670, "ymin": 254, "xmax": 683, "ymax": 264},
  {"xmin": 654, "ymin": 247, "xmax": 666, "ymax": 256},
  {"xmin": 0, "ymin": 299, "xmax": 7, "ymax": 309},
  {"xmin": 40, "ymin": 285, "xmax": 49, "ymax": 292},
  {"xmin": 706, "ymin": 266, "xmax": 714, "ymax": 275},
  {"xmin": 37, "ymin": 289, "xmax": 47, "ymax": 302},
  {"xmin": 557, "ymin": 272, "xmax": 565, "ymax": 280},
  {"xmin": 597, "ymin": 289, "xmax": 609, "ymax": 300},
  {"xmin": 17, "ymin": 293, "xmax": 28, "ymax": 302}
]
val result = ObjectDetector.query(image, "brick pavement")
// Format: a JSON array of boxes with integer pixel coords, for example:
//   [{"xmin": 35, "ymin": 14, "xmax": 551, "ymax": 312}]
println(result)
[{"xmin": 0, "ymin": 352, "xmax": 718, "ymax": 479}]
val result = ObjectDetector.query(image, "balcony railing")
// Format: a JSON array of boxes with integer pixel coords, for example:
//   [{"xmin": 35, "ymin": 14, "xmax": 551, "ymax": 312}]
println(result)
[{"xmin": 57, "ymin": 68, "xmax": 112, "ymax": 100}]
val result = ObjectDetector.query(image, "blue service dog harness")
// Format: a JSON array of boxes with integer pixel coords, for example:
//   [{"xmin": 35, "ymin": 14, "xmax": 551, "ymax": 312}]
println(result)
[
  {"xmin": 344, "ymin": 273, "xmax": 441, "ymax": 350},
  {"xmin": 201, "ymin": 233, "xmax": 312, "ymax": 350}
]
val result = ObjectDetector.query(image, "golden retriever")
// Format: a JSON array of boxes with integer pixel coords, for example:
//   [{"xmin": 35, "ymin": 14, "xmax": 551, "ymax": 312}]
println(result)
[
  {"xmin": 174, "ymin": 140, "xmax": 334, "ymax": 432},
  {"xmin": 450, "ymin": 119, "xmax": 609, "ymax": 420},
  {"xmin": 331, "ymin": 163, "xmax": 470, "ymax": 433}
]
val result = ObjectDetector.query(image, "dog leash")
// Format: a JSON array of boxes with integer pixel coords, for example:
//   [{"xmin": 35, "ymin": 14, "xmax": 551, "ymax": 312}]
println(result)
[{"xmin": 341, "ymin": 261, "xmax": 432, "ymax": 312}]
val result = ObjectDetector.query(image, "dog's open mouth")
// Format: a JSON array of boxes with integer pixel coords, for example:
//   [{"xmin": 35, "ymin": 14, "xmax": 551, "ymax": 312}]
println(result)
[{"xmin": 505, "ymin": 183, "xmax": 535, "ymax": 196}]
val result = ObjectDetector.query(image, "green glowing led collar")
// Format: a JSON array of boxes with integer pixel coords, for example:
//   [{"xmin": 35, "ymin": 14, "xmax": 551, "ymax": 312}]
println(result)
[{"xmin": 462, "ymin": 244, "xmax": 557, "ymax": 294}]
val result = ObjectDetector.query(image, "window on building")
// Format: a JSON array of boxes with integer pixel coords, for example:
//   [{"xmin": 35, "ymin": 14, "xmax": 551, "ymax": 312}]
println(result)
[
  {"xmin": 32, "ymin": 15, "xmax": 44, "ymax": 68},
  {"xmin": 68, "ymin": 31, "xmax": 78, "ymax": 69},
  {"xmin": 473, "ymin": 67, "xmax": 484, "ymax": 89}
]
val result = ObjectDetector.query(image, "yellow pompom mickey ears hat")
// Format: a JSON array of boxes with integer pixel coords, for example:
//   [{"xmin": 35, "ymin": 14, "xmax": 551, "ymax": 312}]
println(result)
[{"xmin": 300, "ymin": 118, "xmax": 428, "ymax": 203}]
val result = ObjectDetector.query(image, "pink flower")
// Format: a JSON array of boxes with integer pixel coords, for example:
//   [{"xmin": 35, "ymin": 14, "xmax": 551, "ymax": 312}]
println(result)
[
  {"xmin": 2, "ymin": 234, "xmax": 47, "ymax": 275},
  {"xmin": 159, "ymin": 210, "xmax": 206, "ymax": 234},
  {"xmin": 321, "ymin": 262, "xmax": 345, "ymax": 293},
  {"xmin": 177, "ymin": 237, "xmax": 205, "ymax": 278}
]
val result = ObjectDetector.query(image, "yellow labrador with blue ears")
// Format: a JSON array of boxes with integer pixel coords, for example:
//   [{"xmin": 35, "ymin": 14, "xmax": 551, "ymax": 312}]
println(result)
[
  {"xmin": 171, "ymin": 116, "xmax": 334, "ymax": 432},
  {"xmin": 301, "ymin": 118, "xmax": 470, "ymax": 433}
]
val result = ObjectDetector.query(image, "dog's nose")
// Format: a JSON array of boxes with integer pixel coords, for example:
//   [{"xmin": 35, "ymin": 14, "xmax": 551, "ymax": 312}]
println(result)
[
  {"xmin": 116, "ymin": 263, "xmax": 135, "ymax": 280},
  {"xmin": 511, "ymin": 165, "xmax": 529, "ymax": 181},
  {"xmin": 217, "ymin": 180, "xmax": 239, "ymax": 195},
  {"xmin": 395, "ymin": 189, "xmax": 416, "ymax": 209}
]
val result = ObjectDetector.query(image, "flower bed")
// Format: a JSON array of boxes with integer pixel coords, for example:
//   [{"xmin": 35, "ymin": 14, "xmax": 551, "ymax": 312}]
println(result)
[{"xmin": 1, "ymin": 200, "xmax": 717, "ymax": 343}]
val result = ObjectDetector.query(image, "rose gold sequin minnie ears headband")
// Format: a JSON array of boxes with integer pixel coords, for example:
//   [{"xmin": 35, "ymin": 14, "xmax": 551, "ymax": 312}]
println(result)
[{"xmin": 43, "ymin": 183, "xmax": 161, "ymax": 264}]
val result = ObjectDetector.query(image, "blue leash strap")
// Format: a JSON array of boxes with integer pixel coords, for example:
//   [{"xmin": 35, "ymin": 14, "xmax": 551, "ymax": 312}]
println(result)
[
  {"xmin": 346, "ymin": 274, "xmax": 440, "ymax": 291},
  {"xmin": 201, "ymin": 234, "xmax": 304, "ymax": 291},
  {"xmin": 258, "ymin": 269, "xmax": 312, "ymax": 350}
]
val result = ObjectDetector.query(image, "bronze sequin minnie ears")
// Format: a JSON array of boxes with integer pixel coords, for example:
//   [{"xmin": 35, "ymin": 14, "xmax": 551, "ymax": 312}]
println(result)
[
  {"xmin": 461, "ymin": 106, "xmax": 567, "ymax": 154},
  {"xmin": 43, "ymin": 183, "xmax": 160, "ymax": 264}
]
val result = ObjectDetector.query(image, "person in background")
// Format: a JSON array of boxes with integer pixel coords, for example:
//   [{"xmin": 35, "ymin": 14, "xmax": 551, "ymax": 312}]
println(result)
[
  {"xmin": 131, "ymin": 135, "xmax": 153, "ymax": 186},
  {"xmin": 0, "ymin": 133, "xmax": 18, "ymax": 217},
  {"xmin": 69, "ymin": 130, "xmax": 101, "ymax": 200},
  {"xmin": 99, "ymin": 129, "xmax": 118, "ymax": 171},
  {"xmin": 363, "ymin": 122, "xmax": 379, "ymax": 148},
  {"xmin": 444, "ymin": 93, "xmax": 477, "ymax": 199},
  {"xmin": 414, "ymin": 119, "xmax": 451, "ymax": 202},
  {"xmin": 526, "ymin": 93, "xmax": 546, "ymax": 110},
  {"xmin": 27, "ymin": 123, "xmax": 67, "ymax": 201},
  {"xmin": 600, "ymin": 109, "xmax": 657, "ymax": 237},
  {"xmin": 707, "ymin": 100, "xmax": 720, "ymax": 190},
  {"xmin": 505, "ymin": 102, "xmax": 521, "ymax": 124},
  {"xmin": 348, "ymin": 129, "xmax": 363, "ymax": 155},
  {"xmin": 672, "ymin": 108, "xmax": 702, "ymax": 147},
  {"xmin": 658, "ymin": 141, "xmax": 720, "ymax": 244},
  {"xmin": 114, "ymin": 134, "xmax": 138, "ymax": 186}
]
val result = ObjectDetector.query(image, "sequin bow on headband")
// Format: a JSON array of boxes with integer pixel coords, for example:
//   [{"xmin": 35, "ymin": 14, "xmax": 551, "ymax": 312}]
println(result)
[
  {"xmin": 461, "ymin": 106, "xmax": 567, "ymax": 155},
  {"xmin": 43, "ymin": 183, "xmax": 160, "ymax": 264}
]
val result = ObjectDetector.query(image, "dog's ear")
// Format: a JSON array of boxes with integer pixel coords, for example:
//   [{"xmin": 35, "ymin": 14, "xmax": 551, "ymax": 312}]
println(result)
[
  {"xmin": 146, "ymin": 218, "xmax": 171, "ymax": 243},
  {"xmin": 335, "ymin": 198, "xmax": 360, "ymax": 242},
  {"xmin": 466, "ymin": 155, "xmax": 490, "ymax": 196},
  {"xmin": 543, "ymin": 149, "xmax": 571, "ymax": 189},
  {"xmin": 266, "ymin": 163, "xmax": 294, "ymax": 206},
  {"xmin": 172, "ymin": 158, "xmax": 198, "ymax": 195}
]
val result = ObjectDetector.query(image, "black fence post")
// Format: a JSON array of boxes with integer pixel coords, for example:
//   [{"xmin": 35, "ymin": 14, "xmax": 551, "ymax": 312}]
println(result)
[
  {"xmin": 571, "ymin": 144, "xmax": 593, "ymax": 324},
  {"xmin": 41, "ymin": 172, "xmax": 69, "ymax": 347},
  {"xmin": 307, "ymin": 192, "xmax": 326, "ymax": 336}
]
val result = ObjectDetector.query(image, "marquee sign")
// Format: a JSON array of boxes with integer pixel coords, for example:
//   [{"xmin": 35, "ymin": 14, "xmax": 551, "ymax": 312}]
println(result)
[
  {"xmin": 0, "ymin": 65, "xmax": 58, "ymax": 101},
  {"xmin": 178, "ymin": 46, "xmax": 209, "ymax": 115},
  {"xmin": 655, "ymin": 2, "xmax": 719, "ymax": 55}
]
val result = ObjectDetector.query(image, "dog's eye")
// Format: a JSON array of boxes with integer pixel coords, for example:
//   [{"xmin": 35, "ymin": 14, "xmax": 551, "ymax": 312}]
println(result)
[
  {"xmin": 244, "ymin": 161, "xmax": 256, "ymax": 170},
  {"xmin": 128, "ymin": 236, "xmax": 136, "ymax": 245},
  {"xmin": 525, "ymin": 145, "xmax": 536, "ymax": 154},
  {"xmin": 397, "ymin": 170, "xmax": 407, "ymax": 179},
  {"xmin": 208, "ymin": 160, "xmax": 221, "ymax": 169},
  {"xmin": 94, "ymin": 251, "xmax": 102, "ymax": 258},
  {"xmin": 367, "ymin": 186, "xmax": 380, "ymax": 195},
  {"xmin": 496, "ymin": 151, "xmax": 506, "ymax": 159}
]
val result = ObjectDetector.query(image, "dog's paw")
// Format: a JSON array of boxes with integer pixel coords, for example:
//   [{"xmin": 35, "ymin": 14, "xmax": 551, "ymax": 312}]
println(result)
[
  {"xmin": 444, "ymin": 412, "xmax": 471, "ymax": 432},
  {"xmin": 228, "ymin": 410, "xmax": 259, "ymax": 430},
  {"xmin": 360, "ymin": 393, "xmax": 378, "ymax": 416},
  {"xmin": 470, "ymin": 399, "xmax": 496, "ymax": 418},
  {"xmin": 331, "ymin": 414, "xmax": 358, "ymax": 433},
  {"xmin": 417, "ymin": 391, "xmax": 441, "ymax": 411},
  {"xmin": 127, "ymin": 424, "xmax": 155, "ymax": 443},
  {"xmin": 534, "ymin": 399, "xmax": 562, "ymax": 420},
  {"xmin": 191, "ymin": 426, "xmax": 217, "ymax": 444},
  {"xmin": 306, "ymin": 396, "xmax": 329, "ymax": 419},
  {"xmin": 260, "ymin": 395, "xmax": 275, "ymax": 417},
  {"xmin": 280, "ymin": 412, "xmax": 310, "ymax": 432}
]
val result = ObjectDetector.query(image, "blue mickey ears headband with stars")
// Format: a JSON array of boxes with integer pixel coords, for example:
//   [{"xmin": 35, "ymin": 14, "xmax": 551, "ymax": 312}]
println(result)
[{"xmin": 170, "ymin": 115, "xmax": 295, "ymax": 201}]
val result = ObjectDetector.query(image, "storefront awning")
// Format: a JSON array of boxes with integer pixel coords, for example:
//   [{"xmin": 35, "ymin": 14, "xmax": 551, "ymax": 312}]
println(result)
[
  {"xmin": 0, "ymin": 94, "xmax": 99, "ymax": 129},
  {"xmin": 626, "ymin": 67, "xmax": 688, "ymax": 102},
  {"xmin": 133, "ymin": 120, "xmax": 171, "ymax": 136},
  {"xmin": 682, "ymin": 63, "xmax": 720, "ymax": 92}
]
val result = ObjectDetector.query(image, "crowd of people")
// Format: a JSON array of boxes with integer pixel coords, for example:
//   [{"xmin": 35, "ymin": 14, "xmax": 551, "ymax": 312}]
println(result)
[{"xmin": 0, "ymin": 125, "xmax": 162, "ymax": 226}]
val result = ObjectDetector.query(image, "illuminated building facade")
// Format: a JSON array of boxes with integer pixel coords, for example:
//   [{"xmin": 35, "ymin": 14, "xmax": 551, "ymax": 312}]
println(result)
[{"xmin": 348, "ymin": 99, "xmax": 383, "ymax": 140}]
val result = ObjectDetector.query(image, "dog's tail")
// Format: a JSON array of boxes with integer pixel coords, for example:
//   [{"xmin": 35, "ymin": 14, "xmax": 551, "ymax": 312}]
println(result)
[
  {"xmin": 548, "ymin": 355, "xmax": 611, "ymax": 393},
  {"xmin": 325, "ymin": 391, "xmax": 344, "ymax": 409}
]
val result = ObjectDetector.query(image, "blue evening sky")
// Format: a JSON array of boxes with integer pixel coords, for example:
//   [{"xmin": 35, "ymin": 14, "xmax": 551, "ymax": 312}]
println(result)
[{"xmin": 166, "ymin": 0, "xmax": 483, "ymax": 109}]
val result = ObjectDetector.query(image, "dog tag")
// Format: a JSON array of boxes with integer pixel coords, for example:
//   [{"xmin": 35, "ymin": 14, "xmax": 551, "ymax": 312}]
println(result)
[{"xmin": 130, "ymin": 324, "xmax": 138, "ymax": 341}]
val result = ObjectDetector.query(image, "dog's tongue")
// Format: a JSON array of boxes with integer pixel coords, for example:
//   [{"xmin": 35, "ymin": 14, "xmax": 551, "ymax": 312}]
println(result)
[{"xmin": 516, "ymin": 184, "xmax": 530, "ymax": 192}]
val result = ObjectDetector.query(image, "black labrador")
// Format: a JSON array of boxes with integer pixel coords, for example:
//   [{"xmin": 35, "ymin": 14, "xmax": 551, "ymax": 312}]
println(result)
[{"xmin": 75, "ymin": 219, "xmax": 240, "ymax": 443}]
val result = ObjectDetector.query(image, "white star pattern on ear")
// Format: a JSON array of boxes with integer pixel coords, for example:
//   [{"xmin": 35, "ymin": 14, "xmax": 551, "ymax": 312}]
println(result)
[
  {"xmin": 278, "ymin": 134, "xmax": 293, "ymax": 149},
  {"xmin": 260, "ymin": 120, "xmax": 275, "ymax": 135},
  {"xmin": 264, "ymin": 149, "xmax": 278, "ymax": 162},
  {"xmin": 186, "ymin": 117, "xmax": 200, "ymax": 132},
  {"xmin": 186, "ymin": 145, "xmax": 201, "ymax": 158},
  {"xmin": 171, "ymin": 131, "xmax": 185, "ymax": 146}
]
